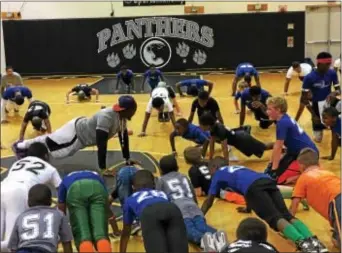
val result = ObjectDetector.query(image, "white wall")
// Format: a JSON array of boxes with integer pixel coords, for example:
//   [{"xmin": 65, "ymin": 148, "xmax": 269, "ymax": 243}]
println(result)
[{"xmin": 1, "ymin": 1, "xmax": 328, "ymax": 19}]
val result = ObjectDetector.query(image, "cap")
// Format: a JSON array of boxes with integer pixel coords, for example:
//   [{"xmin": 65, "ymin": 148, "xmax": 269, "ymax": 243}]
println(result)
[{"xmin": 113, "ymin": 95, "xmax": 137, "ymax": 111}]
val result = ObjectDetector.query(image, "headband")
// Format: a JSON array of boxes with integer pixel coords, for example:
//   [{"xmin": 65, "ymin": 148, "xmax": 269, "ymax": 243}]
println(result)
[{"xmin": 317, "ymin": 58, "xmax": 332, "ymax": 64}]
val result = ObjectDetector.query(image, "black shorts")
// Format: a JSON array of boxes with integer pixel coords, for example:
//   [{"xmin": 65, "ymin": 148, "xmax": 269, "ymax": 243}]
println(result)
[
  {"xmin": 245, "ymin": 178, "xmax": 294, "ymax": 230},
  {"xmin": 140, "ymin": 202, "xmax": 188, "ymax": 253},
  {"xmin": 228, "ymin": 130, "xmax": 266, "ymax": 158}
]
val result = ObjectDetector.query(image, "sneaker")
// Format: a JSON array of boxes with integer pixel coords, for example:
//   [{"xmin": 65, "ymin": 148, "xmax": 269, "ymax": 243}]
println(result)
[
  {"xmin": 310, "ymin": 236, "xmax": 328, "ymax": 253},
  {"xmin": 12, "ymin": 141, "xmax": 28, "ymax": 159},
  {"xmin": 313, "ymin": 131, "xmax": 323, "ymax": 143},
  {"xmin": 296, "ymin": 238, "xmax": 318, "ymax": 253},
  {"xmin": 131, "ymin": 222, "xmax": 141, "ymax": 235},
  {"xmin": 201, "ymin": 232, "xmax": 217, "ymax": 252},
  {"xmin": 212, "ymin": 230, "xmax": 229, "ymax": 252}
]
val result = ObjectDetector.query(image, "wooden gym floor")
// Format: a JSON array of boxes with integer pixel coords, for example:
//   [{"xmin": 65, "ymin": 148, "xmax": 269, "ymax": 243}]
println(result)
[{"xmin": 0, "ymin": 73, "xmax": 340, "ymax": 252}]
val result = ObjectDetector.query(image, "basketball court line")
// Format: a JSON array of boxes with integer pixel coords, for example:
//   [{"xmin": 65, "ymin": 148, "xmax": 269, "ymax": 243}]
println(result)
[{"xmin": 1, "ymin": 167, "xmax": 8, "ymax": 175}]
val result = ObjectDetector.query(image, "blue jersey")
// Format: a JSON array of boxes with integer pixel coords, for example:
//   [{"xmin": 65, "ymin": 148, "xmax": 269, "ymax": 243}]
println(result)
[
  {"xmin": 57, "ymin": 170, "xmax": 106, "ymax": 203},
  {"xmin": 2, "ymin": 86, "xmax": 32, "ymax": 100},
  {"xmin": 208, "ymin": 166, "xmax": 270, "ymax": 196},
  {"xmin": 236, "ymin": 63, "xmax": 258, "ymax": 78},
  {"xmin": 117, "ymin": 70, "xmax": 134, "ymax": 84},
  {"xmin": 235, "ymin": 91, "xmax": 242, "ymax": 100},
  {"xmin": 332, "ymin": 116, "xmax": 341, "ymax": 138},
  {"xmin": 240, "ymin": 88, "xmax": 270, "ymax": 109},
  {"xmin": 144, "ymin": 69, "xmax": 162, "ymax": 85},
  {"xmin": 179, "ymin": 79, "xmax": 207, "ymax": 89},
  {"xmin": 276, "ymin": 114, "xmax": 318, "ymax": 155},
  {"xmin": 123, "ymin": 189, "xmax": 168, "ymax": 225},
  {"xmin": 302, "ymin": 69, "xmax": 339, "ymax": 102},
  {"xmin": 181, "ymin": 123, "xmax": 210, "ymax": 144}
]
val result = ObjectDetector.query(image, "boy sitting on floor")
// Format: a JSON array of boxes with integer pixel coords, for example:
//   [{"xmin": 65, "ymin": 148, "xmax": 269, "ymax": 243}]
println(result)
[{"xmin": 156, "ymin": 154, "xmax": 218, "ymax": 248}]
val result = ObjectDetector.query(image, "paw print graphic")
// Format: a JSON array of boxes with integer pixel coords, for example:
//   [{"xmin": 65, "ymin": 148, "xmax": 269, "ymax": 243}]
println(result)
[
  {"xmin": 107, "ymin": 53, "xmax": 120, "ymax": 68},
  {"xmin": 122, "ymin": 44, "xmax": 136, "ymax": 60},
  {"xmin": 193, "ymin": 50, "xmax": 207, "ymax": 65},
  {"xmin": 176, "ymin": 42, "xmax": 190, "ymax": 58}
]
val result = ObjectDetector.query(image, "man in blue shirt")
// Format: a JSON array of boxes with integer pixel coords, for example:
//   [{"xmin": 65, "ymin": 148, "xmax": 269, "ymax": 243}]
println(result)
[
  {"xmin": 120, "ymin": 170, "xmax": 188, "ymax": 253},
  {"xmin": 240, "ymin": 86, "xmax": 273, "ymax": 129},
  {"xmin": 301, "ymin": 52, "xmax": 340, "ymax": 143},
  {"xmin": 266, "ymin": 96, "xmax": 318, "ymax": 183},
  {"xmin": 232, "ymin": 62, "xmax": 261, "ymax": 96},
  {"xmin": 169, "ymin": 118, "xmax": 210, "ymax": 157},
  {"xmin": 141, "ymin": 65, "xmax": 165, "ymax": 91},
  {"xmin": 116, "ymin": 65, "xmax": 135, "ymax": 94},
  {"xmin": 1, "ymin": 86, "xmax": 33, "ymax": 124},
  {"xmin": 175, "ymin": 79, "xmax": 213, "ymax": 97},
  {"xmin": 322, "ymin": 107, "xmax": 341, "ymax": 160},
  {"xmin": 57, "ymin": 170, "xmax": 116, "ymax": 252},
  {"xmin": 201, "ymin": 157, "xmax": 327, "ymax": 253}
]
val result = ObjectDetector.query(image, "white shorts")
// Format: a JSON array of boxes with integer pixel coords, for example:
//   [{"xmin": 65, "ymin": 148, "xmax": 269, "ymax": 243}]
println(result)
[
  {"xmin": 19, "ymin": 118, "xmax": 84, "ymax": 159},
  {"xmin": 1, "ymin": 181, "xmax": 29, "ymax": 251}
]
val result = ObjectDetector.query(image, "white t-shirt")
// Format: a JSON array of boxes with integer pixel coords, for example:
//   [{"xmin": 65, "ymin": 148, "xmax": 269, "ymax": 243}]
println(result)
[
  {"xmin": 146, "ymin": 87, "xmax": 173, "ymax": 113},
  {"xmin": 334, "ymin": 58, "xmax": 341, "ymax": 70},
  {"xmin": 286, "ymin": 63, "xmax": 312, "ymax": 79},
  {"xmin": 3, "ymin": 156, "xmax": 61, "ymax": 189}
]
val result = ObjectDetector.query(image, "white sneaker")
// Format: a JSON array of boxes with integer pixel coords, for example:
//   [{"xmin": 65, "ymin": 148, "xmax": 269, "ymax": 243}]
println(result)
[{"xmin": 212, "ymin": 230, "xmax": 229, "ymax": 252}]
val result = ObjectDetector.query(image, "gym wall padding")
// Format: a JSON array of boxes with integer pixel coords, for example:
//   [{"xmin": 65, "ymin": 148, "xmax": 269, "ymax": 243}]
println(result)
[{"xmin": 3, "ymin": 12, "xmax": 304, "ymax": 76}]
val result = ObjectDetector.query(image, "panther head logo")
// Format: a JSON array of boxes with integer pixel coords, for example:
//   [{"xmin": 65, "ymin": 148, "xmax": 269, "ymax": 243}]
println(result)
[{"xmin": 140, "ymin": 37, "xmax": 172, "ymax": 69}]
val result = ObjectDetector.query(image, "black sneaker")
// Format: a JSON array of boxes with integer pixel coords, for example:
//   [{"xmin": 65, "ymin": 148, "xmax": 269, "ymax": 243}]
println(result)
[
  {"xmin": 310, "ymin": 236, "xmax": 328, "ymax": 253},
  {"xmin": 296, "ymin": 238, "xmax": 318, "ymax": 253}
]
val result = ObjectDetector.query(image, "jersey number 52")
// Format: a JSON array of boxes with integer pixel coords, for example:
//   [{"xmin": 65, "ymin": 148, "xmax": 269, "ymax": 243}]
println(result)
[{"xmin": 11, "ymin": 159, "xmax": 45, "ymax": 175}]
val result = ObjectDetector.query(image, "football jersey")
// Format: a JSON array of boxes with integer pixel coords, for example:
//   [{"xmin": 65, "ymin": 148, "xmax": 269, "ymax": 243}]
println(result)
[
  {"xmin": 3, "ymin": 156, "xmax": 61, "ymax": 190},
  {"xmin": 144, "ymin": 69, "xmax": 162, "ymax": 85},
  {"xmin": 157, "ymin": 171, "xmax": 202, "ymax": 219},
  {"xmin": 188, "ymin": 161, "xmax": 211, "ymax": 195},
  {"xmin": 179, "ymin": 79, "xmax": 207, "ymax": 89},
  {"xmin": 2, "ymin": 86, "xmax": 32, "ymax": 100},
  {"xmin": 302, "ymin": 69, "xmax": 339, "ymax": 102},
  {"xmin": 117, "ymin": 70, "xmax": 134, "ymax": 84},
  {"xmin": 8, "ymin": 206, "xmax": 73, "ymax": 252},
  {"xmin": 146, "ymin": 87, "xmax": 173, "ymax": 113},
  {"xmin": 123, "ymin": 189, "xmax": 169, "ymax": 225},
  {"xmin": 24, "ymin": 100, "xmax": 51, "ymax": 123},
  {"xmin": 236, "ymin": 63, "xmax": 258, "ymax": 77},
  {"xmin": 208, "ymin": 166, "xmax": 270, "ymax": 196},
  {"xmin": 276, "ymin": 114, "xmax": 318, "ymax": 155},
  {"xmin": 286, "ymin": 63, "xmax": 312, "ymax": 80},
  {"xmin": 227, "ymin": 240, "xmax": 278, "ymax": 253}
]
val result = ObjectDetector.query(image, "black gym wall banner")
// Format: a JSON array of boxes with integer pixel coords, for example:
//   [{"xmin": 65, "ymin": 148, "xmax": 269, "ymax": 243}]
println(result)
[
  {"xmin": 123, "ymin": 1, "xmax": 186, "ymax": 6},
  {"xmin": 2, "ymin": 12, "xmax": 304, "ymax": 76}
]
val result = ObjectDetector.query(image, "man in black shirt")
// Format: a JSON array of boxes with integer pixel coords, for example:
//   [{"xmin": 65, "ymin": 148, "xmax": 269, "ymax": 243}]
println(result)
[
  {"xmin": 199, "ymin": 113, "xmax": 271, "ymax": 161},
  {"xmin": 19, "ymin": 100, "xmax": 52, "ymax": 140},
  {"xmin": 66, "ymin": 84, "xmax": 99, "ymax": 103},
  {"xmin": 188, "ymin": 91, "xmax": 224, "ymax": 124}
]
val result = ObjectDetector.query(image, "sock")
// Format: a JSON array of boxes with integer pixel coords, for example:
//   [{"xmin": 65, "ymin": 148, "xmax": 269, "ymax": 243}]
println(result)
[
  {"xmin": 282, "ymin": 224, "xmax": 305, "ymax": 243},
  {"xmin": 97, "ymin": 239, "xmax": 112, "ymax": 252},
  {"xmin": 291, "ymin": 220, "xmax": 314, "ymax": 239},
  {"xmin": 79, "ymin": 241, "xmax": 94, "ymax": 253}
]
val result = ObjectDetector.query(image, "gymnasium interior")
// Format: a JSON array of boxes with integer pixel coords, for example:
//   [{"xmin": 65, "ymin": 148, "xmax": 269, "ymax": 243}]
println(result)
[{"xmin": 0, "ymin": 1, "xmax": 341, "ymax": 252}]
